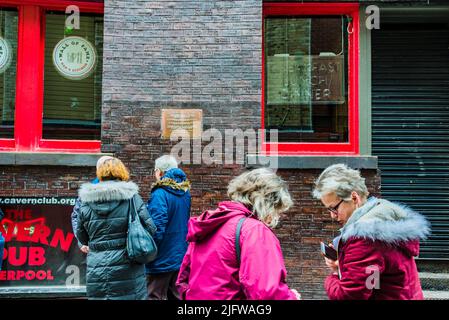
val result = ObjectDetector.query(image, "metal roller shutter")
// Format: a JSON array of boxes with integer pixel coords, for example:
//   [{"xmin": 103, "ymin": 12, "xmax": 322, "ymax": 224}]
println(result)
[{"xmin": 372, "ymin": 23, "xmax": 449, "ymax": 260}]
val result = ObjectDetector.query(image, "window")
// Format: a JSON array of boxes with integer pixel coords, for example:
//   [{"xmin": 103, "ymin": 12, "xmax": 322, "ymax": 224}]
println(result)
[
  {"xmin": 0, "ymin": 9, "xmax": 17, "ymax": 140},
  {"xmin": 43, "ymin": 12, "xmax": 103, "ymax": 141},
  {"xmin": 0, "ymin": 1, "xmax": 103, "ymax": 152},
  {"xmin": 262, "ymin": 3, "xmax": 359, "ymax": 155}
]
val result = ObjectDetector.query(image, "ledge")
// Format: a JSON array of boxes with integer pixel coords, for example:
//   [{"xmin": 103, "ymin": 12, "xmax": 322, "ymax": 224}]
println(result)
[
  {"xmin": 0, "ymin": 286, "xmax": 86, "ymax": 298},
  {"xmin": 246, "ymin": 155, "xmax": 378, "ymax": 169},
  {"xmin": 0, "ymin": 152, "xmax": 113, "ymax": 166}
]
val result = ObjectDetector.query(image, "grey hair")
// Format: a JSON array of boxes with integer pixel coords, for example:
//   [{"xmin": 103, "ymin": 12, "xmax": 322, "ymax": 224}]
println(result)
[
  {"xmin": 227, "ymin": 168, "xmax": 293, "ymax": 228},
  {"xmin": 312, "ymin": 164, "xmax": 369, "ymax": 200},
  {"xmin": 155, "ymin": 155, "xmax": 178, "ymax": 172}
]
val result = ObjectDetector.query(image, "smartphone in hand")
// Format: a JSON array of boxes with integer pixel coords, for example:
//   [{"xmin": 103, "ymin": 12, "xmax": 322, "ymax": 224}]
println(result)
[{"xmin": 320, "ymin": 242, "xmax": 338, "ymax": 261}]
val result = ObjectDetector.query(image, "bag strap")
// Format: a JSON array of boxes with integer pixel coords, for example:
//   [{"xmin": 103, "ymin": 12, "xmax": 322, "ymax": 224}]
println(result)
[
  {"xmin": 235, "ymin": 217, "xmax": 246, "ymax": 265},
  {"xmin": 128, "ymin": 195, "xmax": 137, "ymax": 222}
]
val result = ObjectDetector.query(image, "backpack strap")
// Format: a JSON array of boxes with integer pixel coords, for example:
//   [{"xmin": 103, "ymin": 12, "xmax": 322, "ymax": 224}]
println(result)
[{"xmin": 235, "ymin": 217, "xmax": 247, "ymax": 265}]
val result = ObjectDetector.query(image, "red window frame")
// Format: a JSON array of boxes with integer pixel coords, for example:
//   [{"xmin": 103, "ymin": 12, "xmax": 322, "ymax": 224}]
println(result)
[
  {"xmin": 0, "ymin": 0, "xmax": 103, "ymax": 153},
  {"xmin": 262, "ymin": 3, "xmax": 360, "ymax": 155}
]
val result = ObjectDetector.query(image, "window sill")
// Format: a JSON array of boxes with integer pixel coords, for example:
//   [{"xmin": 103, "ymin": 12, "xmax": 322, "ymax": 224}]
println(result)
[
  {"xmin": 0, "ymin": 286, "xmax": 86, "ymax": 298},
  {"xmin": 246, "ymin": 155, "xmax": 378, "ymax": 169},
  {"xmin": 0, "ymin": 152, "xmax": 113, "ymax": 166}
]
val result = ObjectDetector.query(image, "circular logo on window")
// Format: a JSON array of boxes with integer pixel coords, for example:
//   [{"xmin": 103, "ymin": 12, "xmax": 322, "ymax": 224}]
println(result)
[
  {"xmin": 52, "ymin": 36, "xmax": 97, "ymax": 80},
  {"xmin": 0, "ymin": 37, "xmax": 12, "ymax": 74}
]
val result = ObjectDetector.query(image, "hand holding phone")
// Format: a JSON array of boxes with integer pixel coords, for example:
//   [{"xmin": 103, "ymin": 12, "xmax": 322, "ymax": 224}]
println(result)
[{"xmin": 320, "ymin": 242, "xmax": 338, "ymax": 261}]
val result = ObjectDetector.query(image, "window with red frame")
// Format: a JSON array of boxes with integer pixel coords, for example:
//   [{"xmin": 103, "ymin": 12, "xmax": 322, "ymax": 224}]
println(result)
[
  {"xmin": 0, "ymin": 8, "xmax": 18, "ymax": 140},
  {"xmin": 262, "ymin": 3, "xmax": 359, "ymax": 155},
  {"xmin": 0, "ymin": 0, "xmax": 103, "ymax": 153}
]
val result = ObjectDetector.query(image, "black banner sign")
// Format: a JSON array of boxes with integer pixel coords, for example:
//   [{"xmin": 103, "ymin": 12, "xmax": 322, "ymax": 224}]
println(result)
[{"xmin": 0, "ymin": 197, "xmax": 86, "ymax": 288}]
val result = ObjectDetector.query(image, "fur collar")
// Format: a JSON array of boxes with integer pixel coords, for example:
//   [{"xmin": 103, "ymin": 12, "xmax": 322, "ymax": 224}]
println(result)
[
  {"xmin": 79, "ymin": 180, "xmax": 139, "ymax": 203},
  {"xmin": 340, "ymin": 197, "xmax": 431, "ymax": 243},
  {"xmin": 151, "ymin": 178, "xmax": 191, "ymax": 192}
]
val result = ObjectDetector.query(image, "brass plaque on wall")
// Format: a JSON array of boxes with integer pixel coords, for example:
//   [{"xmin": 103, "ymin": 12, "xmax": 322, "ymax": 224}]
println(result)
[{"xmin": 161, "ymin": 109, "xmax": 203, "ymax": 139}]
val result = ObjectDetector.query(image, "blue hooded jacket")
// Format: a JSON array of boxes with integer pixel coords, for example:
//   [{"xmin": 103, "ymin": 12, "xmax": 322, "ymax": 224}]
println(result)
[{"xmin": 145, "ymin": 168, "xmax": 191, "ymax": 274}]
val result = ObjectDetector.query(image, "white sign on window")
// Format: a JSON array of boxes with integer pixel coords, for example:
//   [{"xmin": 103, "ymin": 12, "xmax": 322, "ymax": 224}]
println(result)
[
  {"xmin": 52, "ymin": 36, "xmax": 97, "ymax": 80},
  {"xmin": 0, "ymin": 37, "xmax": 12, "ymax": 74}
]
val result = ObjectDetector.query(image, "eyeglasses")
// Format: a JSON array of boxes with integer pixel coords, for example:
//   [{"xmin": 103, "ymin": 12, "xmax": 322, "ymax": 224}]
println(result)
[{"xmin": 327, "ymin": 199, "xmax": 344, "ymax": 214}]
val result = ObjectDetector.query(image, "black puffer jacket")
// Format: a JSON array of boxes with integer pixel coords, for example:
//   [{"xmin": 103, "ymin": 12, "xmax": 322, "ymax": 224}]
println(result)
[{"xmin": 76, "ymin": 180, "xmax": 156, "ymax": 300}]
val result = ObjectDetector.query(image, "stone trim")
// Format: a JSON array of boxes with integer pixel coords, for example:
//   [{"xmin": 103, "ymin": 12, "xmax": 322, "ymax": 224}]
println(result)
[
  {"xmin": 246, "ymin": 155, "xmax": 378, "ymax": 169},
  {"xmin": 0, "ymin": 152, "xmax": 113, "ymax": 167}
]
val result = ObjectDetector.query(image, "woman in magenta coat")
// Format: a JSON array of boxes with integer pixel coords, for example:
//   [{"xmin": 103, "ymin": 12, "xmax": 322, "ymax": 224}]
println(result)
[
  {"xmin": 313, "ymin": 164, "xmax": 431, "ymax": 300},
  {"xmin": 176, "ymin": 168, "xmax": 300, "ymax": 300}
]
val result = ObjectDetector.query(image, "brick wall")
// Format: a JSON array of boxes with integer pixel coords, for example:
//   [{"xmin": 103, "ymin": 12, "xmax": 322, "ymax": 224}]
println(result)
[
  {"xmin": 102, "ymin": 0, "xmax": 263, "ymax": 195},
  {"xmin": 0, "ymin": 167, "xmax": 95, "ymax": 197},
  {"xmin": 101, "ymin": 0, "xmax": 380, "ymax": 300}
]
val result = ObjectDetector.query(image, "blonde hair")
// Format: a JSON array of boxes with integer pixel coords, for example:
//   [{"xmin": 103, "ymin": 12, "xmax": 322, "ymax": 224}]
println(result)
[
  {"xmin": 227, "ymin": 168, "xmax": 293, "ymax": 228},
  {"xmin": 313, "ymin": 163, "xmax": 369, "ymax": 200},
  {"xmin": 96, "ymin": 158, "xmax": 130, "ymax": 181}
]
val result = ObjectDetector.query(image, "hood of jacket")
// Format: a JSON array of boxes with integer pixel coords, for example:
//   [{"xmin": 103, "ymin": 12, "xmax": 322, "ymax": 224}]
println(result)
[
  {"xmin": 78, "ymin": 180, "xmax": 139, "ymax": 215},
  {"xmin": 151, "ymin": 168, "xmax": 191, "ymax": 196},
  {"xmin": 186, "ymin": 201, "xmax": 253, "ymax": 242},
  {"xmin": 340, "ymin": 197, "xmax": 431, "ymax": 256}
]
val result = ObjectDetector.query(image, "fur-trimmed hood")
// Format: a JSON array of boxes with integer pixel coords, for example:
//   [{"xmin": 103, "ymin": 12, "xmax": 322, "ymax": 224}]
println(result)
[
  {"xmin": 151, "ymin": 168, "xmax": 190, "ymax": 196},
  {"xmin": 151, "ymin": 178, "xmax": 191, "ymax": 193},
  {"xmin": 79, "ymin": 180, "xmax": 139, "ymax": 203},
  {"xmin": 340, "ymin": 197, "xmax": 431, "ymax": 245}
]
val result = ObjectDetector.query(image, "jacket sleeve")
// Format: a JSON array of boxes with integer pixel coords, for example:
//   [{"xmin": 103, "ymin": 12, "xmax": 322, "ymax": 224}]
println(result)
[
  {"xmin": 135, "ymin": 194, "xmax": 157, "ymax": 236},
  {"xmin": 325, "ymin": 238, "xmax": 385, "ymax": 300},
  {"xmin": 146, "ymin": 189, "xmax": 169, "ymax": 245},
  {"xmin": 74, "ymin": 204, "xmax": 89, "ymax": 246},
  {"xmin": 239, "ymin": 223, "xmax": 298, "ymax": 300},
  {"xmin": 71, "ymin": 198, "xmax": 83, "ymax": 248},
  {"xmin": 176, "ymin": 242, "xmax": 193, "ymax": 300}
]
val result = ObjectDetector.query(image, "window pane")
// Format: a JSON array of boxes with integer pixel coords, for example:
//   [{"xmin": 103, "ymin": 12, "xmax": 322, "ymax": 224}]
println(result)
[
  {"xmin": 264, "ymin": 16, "xmax": 349, "ymax": 143},
  {"xmin": 43, "ymin": 12, "xmax": 103, "ymax": 140},
  {"xmin": 0, "ymin": 9, "xmax": 18, "ymax": 139}
]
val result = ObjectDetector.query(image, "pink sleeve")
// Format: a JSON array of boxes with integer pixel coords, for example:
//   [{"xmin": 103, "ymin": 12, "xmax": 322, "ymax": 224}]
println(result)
[
  {"xmin": 239, "ymin": 223, "xmax": 298, "ymax": 300},
  {"xmin": 176, "ymin": 243, "xmax": 193, "ymax": 300},
  {"xmin": 325, "ymin": 238, "xmax": 385, "ymax": 300}
]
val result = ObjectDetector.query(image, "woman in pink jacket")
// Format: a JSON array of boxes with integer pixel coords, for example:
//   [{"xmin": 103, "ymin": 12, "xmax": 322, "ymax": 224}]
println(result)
[
  {"xmin": 313, "ymin": 164, "xmax": 431, "ymax": 300},
  {"xmin": 176, "ymin": 168, "xmax": 300, "ymax": 300}
]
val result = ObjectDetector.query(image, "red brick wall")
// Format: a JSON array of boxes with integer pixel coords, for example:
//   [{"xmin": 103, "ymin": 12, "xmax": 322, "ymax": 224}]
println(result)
[{"xmin": 0, "ymin": 167, "xmax": 94, "ymax": 198}]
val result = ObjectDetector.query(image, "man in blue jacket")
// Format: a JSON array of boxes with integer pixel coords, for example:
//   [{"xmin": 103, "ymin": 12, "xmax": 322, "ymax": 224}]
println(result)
[{"xmin": 146, "ymin": 155, "xmax": 191, "ymax": 300}]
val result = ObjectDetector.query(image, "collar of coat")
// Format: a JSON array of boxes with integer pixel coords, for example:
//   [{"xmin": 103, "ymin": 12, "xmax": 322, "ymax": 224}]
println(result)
[
  {"xmin": 151, "ymin": 178, "xmax": 191, "ymax": 192},
  {"xmin": 78, "ymin": 180, "xmax": 139, "ymax": 203},
  {"xmin": 340, "ymin": 197, "xmax": 431, "ymax": 243}
]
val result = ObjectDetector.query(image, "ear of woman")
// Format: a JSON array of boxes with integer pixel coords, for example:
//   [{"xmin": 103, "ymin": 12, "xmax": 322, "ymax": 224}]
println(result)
[{"xmin": 351, "ymin": 191, "xmax": 362, "ymax": 208}]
